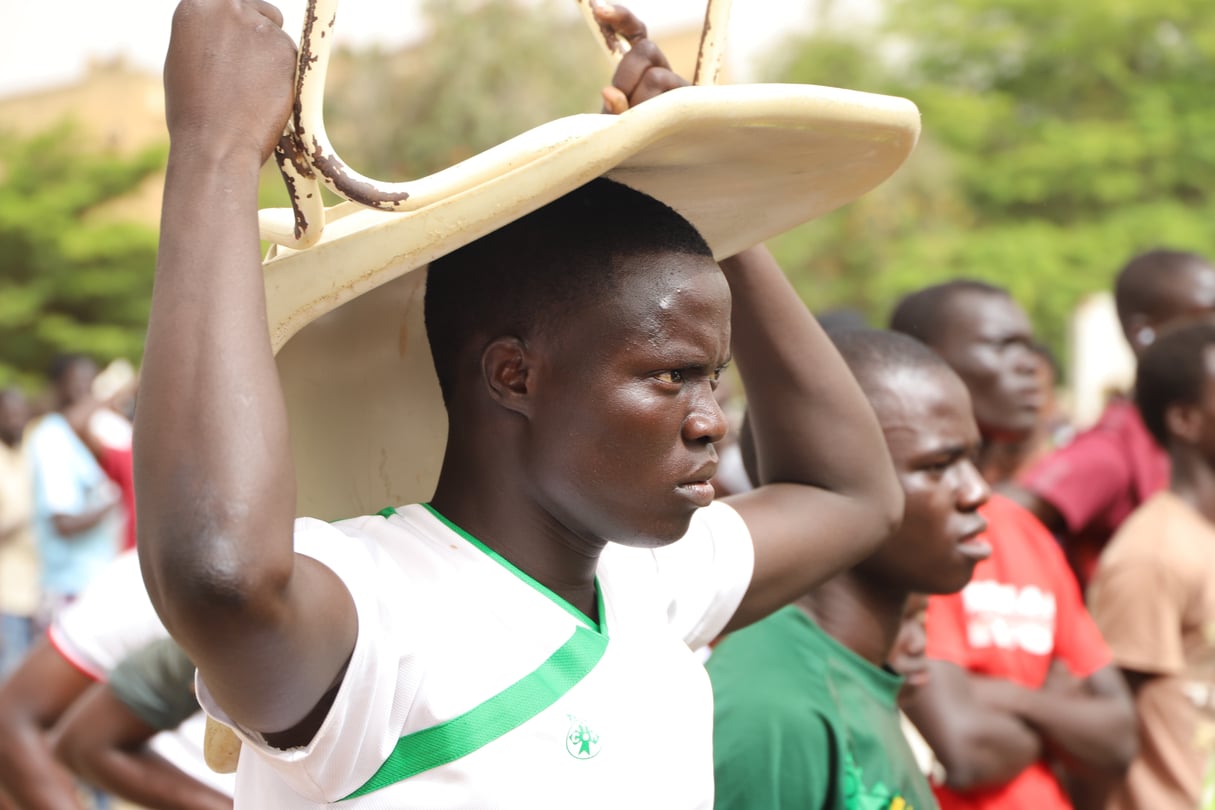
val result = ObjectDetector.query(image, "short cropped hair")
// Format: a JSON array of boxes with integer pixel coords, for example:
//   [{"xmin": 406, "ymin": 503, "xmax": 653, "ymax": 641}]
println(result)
[
  {"xmin": 888, "ymin": 280, "xmax": 1010, "ymax": 348},
  {"xmin": 829, "ymin": 327, "xmax": 956, "ymax": 397},
  {"xmin": 1135, "ymin": 318, "xmax": 1215, "ymax": 448},
  {"xmin": 47, "ymin": 353, "xmax": 93, "ymax": 384},
  {"xmin": 424, "ymin": 178, "xmax": 713, "ymax": 405},
  {"xmin": 1115, "ymin": 248, "xmax": 1215, "ymax": 326}
]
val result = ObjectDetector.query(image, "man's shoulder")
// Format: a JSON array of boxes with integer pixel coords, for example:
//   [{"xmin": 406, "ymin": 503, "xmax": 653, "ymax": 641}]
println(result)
[{"xmin": 1104, "ymin": 492, "xmax": 1215, "ymax": 568}]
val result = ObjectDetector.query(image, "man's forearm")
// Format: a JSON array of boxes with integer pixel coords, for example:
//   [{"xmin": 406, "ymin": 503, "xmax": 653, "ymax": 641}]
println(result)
[
  {"xmin": 0, "ymin": 725, "xmax": 84, "ymax": 810},
  {"xmin": 1011, "ymin": 688, "xmax": 1136, "ymax": 772},
  {"xmin": 136, "ymin": 147, "xmax": 297, "ymax": 632},
  {"xmin": 719, "ymin": 245, "xmax": 898, "ymax": 510},
  {"xmin": 51, "ymin": 503, "xmax": 115, "ymax": 539},
  {"xmin": 69, "ymin": 746, "xmax": 232, "ymax": 810},
  {"xmin": 974, "ymin": 672, "xmax": 1136, "ymax": 773},
  {"xmin": 903, "ymin": 684, "xmax": 1042, "ymax": 790}
]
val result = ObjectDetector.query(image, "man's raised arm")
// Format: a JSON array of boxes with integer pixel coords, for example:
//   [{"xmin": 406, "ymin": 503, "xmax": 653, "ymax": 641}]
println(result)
[
  {"xmin": 718, "ymin": 246, "xmax": 903, "ymax": 631},
  {"xmin": 135, "ymin": 0, "xmax": 356, "ymax": 741}
]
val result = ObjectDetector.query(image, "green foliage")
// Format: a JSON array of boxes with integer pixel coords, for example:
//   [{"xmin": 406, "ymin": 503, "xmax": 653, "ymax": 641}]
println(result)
[
  {"xmin": 0, "ymin": 125, "xmax": 162, "ymax": 390},
  {"xmin": 322, "ymin": 0, "xmax": 605, "ymax": 179},
  {"xmin": 765, "ymin": 0, "xmax": 1215, "ymax": 373}
]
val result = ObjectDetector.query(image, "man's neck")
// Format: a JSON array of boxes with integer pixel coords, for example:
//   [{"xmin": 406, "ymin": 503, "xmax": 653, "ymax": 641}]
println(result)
[
  {"xmin": 797, "ymin": 573, "xmax": 907, "ymax": 669},
  {"xmin": 1169, "ymin": 449, "xmax": 1215, "ymax": 525},
  {"xmin": 430, "ymin": 454, "xmax": 604, "ymax": 622}
]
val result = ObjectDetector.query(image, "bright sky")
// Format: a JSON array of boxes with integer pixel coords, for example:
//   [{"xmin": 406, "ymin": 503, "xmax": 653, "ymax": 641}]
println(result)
[{"xmin": 1, "ymin": 1, "xmax": 835, "ymax": 100}]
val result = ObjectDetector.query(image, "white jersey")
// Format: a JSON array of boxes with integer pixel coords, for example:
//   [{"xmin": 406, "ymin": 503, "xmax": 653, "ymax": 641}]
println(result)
[
  {"xmin": 200, "ymin": 501, "xmax": 754, "ymax": 809},
  {"xmin": 48, "ymin": 549, "xmax": 236, "ymax": 796}
]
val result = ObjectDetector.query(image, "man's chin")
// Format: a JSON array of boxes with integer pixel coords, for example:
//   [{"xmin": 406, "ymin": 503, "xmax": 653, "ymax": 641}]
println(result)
[{"xmin": 605, "ymin": 515, "xmax": 697, "ymax": 549}]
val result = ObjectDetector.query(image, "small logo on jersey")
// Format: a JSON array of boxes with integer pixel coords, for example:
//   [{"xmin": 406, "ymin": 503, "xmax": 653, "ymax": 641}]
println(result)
[{"xmin": 565, "ymin": 715, "xmax": 601, "ymax": 760}]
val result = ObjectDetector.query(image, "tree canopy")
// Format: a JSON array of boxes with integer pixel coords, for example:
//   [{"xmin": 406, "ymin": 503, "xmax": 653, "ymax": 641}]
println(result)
[
  {"xmin": 0, "ymin": 125, "xmax": 162, "ymax": 391},
  {"xmin": 765, "ymin": 0, "xmax": 1215, "ymax": 362},
  {"xmin": 10, "ymin": 0, "xmax": 1215, "ymax": 388}
]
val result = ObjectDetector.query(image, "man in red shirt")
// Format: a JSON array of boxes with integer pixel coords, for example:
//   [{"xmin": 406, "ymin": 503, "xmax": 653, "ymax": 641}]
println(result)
[
  {"xmin": 1009, "ymin": 249, "xmax": 1215, "ymax": 590},
  {"xmin": 891, "ymin": 280, "xmax": 1136, "ymax": 810}
]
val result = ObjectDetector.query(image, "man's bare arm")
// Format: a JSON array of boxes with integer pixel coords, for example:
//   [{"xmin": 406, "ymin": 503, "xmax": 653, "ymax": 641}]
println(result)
[
  {"xmin": 136, "ymin": 0, "xmax": 356, "ymax": 742},
  {"xmin": 901, "ymin": 660, "xmax": 1044, "ymax": 791},
  {"xmin": 0, "ymin": 641, "xmax": 92, "ymax": 809},
  {"xmin": 719, "ymin": 246, "xmax": 903, "ymax": 630},
  {"xmin": 978, "ymin": 663, "xmax": 1136, "ymax": 774},
  {"xmin": 53, "ymin": 685, "xmax": 232, "ymax": 810}
]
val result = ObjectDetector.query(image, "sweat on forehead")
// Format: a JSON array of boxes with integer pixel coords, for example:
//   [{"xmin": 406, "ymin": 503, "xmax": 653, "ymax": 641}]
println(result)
[
  {"xmin": 887, "ymin": 280, "xmax": 1010, "ymax": 348},
  {"xmin": 424, "ymin": 178, "xmax": 713, "ymax": 404}
]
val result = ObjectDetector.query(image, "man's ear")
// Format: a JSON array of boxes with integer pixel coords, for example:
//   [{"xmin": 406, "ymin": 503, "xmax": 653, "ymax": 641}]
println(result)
[
  {"xmin": 481, "ymin": 336, "xmax": 534, "ymax": 417},
  {"xmin": 1165, "ymin": 401, "xmax": 1202, "ymax": 445},
  {"xmin": 1125, "ymin": 313, "xmax": 1156, "ymax": 354}
]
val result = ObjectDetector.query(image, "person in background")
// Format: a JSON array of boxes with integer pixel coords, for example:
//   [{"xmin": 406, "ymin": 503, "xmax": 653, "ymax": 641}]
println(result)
[
  {"xmin": 891, "ymin": 280, "xmax": 1137, "ymax": 810},
  {"xmin": 982, "ymin": 342, "xmax": 1071, "ymax": 486},
  {"xmin": 54, "ymin": 637, "xmax": 233, "ymax": 810},
  {"xmin": 0, "ymin": 388, "xmax": 37, "ymax": 679},
  {"xmin": 889, "ymin": 592, "xmax": 944, "ymax": 784},
  {"xmin": 64, "ymin": 390, "xmax": 137, "ymax": 552},
  {"xmin": 710, "ymin": 328, "xmax": 989, "ymax": 810},
  {"xmin": 1086, "ymin": 318, "xmax": 1215, "ymax": 810},
  {"xmin": 1010, "ymin": 249, "xmax": 1215, "ymax": 590},
  {"xmin": 25, "ymin": 355, "xmax": 121, "ymax": 622},
  {"xmin": 0, "ymin": 550, "xmax": 232, "ymax": 810}
]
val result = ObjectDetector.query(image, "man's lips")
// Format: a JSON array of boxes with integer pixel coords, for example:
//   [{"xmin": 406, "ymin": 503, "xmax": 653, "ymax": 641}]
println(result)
[
  {"xmin": 676, "ymin": 463, "xmax": 719, "ymax": 506},
  {"xmin": 956, "ymin": 518, "xmax": 992, "ymax": 561}
]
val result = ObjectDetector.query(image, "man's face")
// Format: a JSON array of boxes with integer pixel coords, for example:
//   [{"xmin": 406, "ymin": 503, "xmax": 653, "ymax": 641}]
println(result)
[
  {"xmin": 859, "ymin": 366, "xmax": 990, "ymax": 595},
  {"xmin": 1183, "ymin": 345, "xmax": 1215, "ymax": 462},
  {"xmin": 525, "ymin": 251, "xmax": 732, "ymax": 547},
  {"xmin": 57, "ymin": 359, "xmax": 97, "ymax": 408},
  {"xmin": 889, "ymin": 592, "xmax": 929, "ymax": 688},
  {"xmin": 0, "ymin": 392, "xmax": 28, "ymax": 448},
  {"xmin": 932, "ymin": 291, "xmax": 1041, "ymax": 440}
]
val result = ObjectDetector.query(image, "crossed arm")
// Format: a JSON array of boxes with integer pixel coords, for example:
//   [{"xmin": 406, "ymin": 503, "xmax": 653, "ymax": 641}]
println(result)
[{"xmin": 903, "ymin": 660, "xmax": 1136, "ymax": 791}]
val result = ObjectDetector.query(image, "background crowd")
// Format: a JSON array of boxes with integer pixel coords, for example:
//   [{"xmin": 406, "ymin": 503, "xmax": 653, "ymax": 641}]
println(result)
[{"xmin": 5, "ymin": 0, "xmax": 1215, "ymax": 808}]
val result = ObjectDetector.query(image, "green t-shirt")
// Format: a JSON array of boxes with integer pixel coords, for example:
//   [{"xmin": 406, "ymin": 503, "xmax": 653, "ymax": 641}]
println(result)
[
  {"xmin": 709, "ymin": 606, "xmax": 936, "ymax": 810},
  {"xmin": 108, "ymin": 637, "xmax": 200, "ymax": 731}
]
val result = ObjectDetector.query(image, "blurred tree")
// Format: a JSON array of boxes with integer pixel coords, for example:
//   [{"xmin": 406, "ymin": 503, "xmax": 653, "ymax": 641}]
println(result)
[
  {"xmin": 0, "ymin": 125, "xmax": 162, "ymax": 391},
  {"xmin": 764, "ymin": 0, "xmax": 1215, "ymax": 364},
  {"xmin": 322, "ymin": 0, "xmax": 606, "ymax": 180}
]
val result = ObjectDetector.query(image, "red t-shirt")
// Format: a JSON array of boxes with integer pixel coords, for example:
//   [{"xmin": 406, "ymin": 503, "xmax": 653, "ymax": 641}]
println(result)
[
  {"xmin": 98, "ymin": 445, "xmax": 136, "ymax": 551},
  {"xmin": 925, "ymin": 494, "xmax": 1113, "ymax": 810},
  {"xmin": 1020, "ymin": 398, "xmax": 1168, "ymax": 589}
]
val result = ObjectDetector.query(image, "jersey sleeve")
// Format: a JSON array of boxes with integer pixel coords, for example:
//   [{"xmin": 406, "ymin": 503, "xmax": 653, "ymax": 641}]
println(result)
[
  {"xmin": 1088, "ymin": 548, "xmax": 1183, "ymax": 676},
  {"xmin": 1021, "ymin": 431, "xmax": 1129, "ymax": 536},
  {"xmin": 196, "ymin": 516, "xmax": 422, "ymax": 804},
  {"xmin": 648, "ymin": 501, "xmax": 755, "ymax": 650},
  {"xmin": 108, "ymin": 638, "xmax": 201, "ymax": 731},
  {"xmin": 48, "ymin": 550, "xmax": 165, "ymax": 681}
]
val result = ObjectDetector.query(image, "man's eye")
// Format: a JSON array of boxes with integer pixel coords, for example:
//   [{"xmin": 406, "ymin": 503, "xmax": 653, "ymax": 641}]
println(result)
[{"xmin": 655, "ymin": 370, "xmax": 684, "ymax": 384}]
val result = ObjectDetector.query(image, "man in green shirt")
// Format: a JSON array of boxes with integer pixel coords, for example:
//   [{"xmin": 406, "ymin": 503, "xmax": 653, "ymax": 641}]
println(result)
[{"xmin": 710, "ymin": 329, "xmax": 991, "ymax": 809}]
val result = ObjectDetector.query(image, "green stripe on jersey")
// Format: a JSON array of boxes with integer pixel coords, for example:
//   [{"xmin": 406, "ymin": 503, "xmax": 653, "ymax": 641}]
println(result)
[
  {"xmin": 419, "ymin": 502, "xmax": 607, "ymax": 636},
  {"xmin": 342, "ymin": 624, "xmax": 608, "ymax": 800}
]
